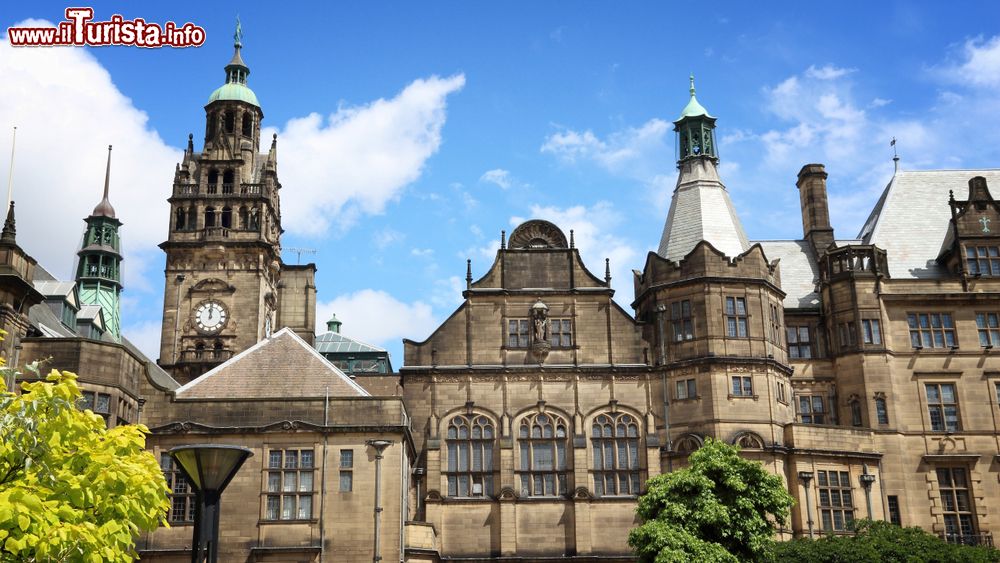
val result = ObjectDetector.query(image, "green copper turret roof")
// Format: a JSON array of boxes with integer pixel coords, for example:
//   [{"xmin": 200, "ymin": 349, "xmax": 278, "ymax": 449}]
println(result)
[
  {"xmin": 677, "ymin": 74, "xmax": 713, "ymax": 120},
  {"xmin": 207, "ymin": 18, "xmax": 260, "ymax": 107}
]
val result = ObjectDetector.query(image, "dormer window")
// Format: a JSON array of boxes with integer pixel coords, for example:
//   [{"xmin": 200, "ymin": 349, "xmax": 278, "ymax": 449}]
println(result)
[{"xmin": 966, "ymin": 246, "xmax": 1000, "ymax": 276}]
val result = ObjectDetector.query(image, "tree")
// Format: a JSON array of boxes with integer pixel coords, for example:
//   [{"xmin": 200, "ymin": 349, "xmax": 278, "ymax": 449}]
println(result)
[
  {"xmin": 0, "ymin": 360, "xmax": 169, "ymax": 562},
  {"xmin": 628, "ymin": 437, "xmax": 794, "ymax": 563},
  {"xmin": 774, "ymin": 519, "xmax": 1000, "ymax": 563}
]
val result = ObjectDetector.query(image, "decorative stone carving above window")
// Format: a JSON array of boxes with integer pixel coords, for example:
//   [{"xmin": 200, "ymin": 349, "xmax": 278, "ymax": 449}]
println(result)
[{"xmin": 508, "ymin": 219, "xmax": 569, "ymax": 250}]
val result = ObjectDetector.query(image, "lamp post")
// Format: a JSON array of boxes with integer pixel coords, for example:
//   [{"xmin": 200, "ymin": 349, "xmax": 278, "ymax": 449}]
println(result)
[
  {"xmin": 859, "ymin": 464, "xmax": 877, "ymax": 520},
  {"xmin": 367, "ymin": 439, "xmax": 393, "ymax": 563},
  {"xmin": 168, "ymin": 444, "xmax": 254, "ymax": 563},
  {"xmin": 798, "ymin": 471, "xmax": 815, "ymax": 539}
]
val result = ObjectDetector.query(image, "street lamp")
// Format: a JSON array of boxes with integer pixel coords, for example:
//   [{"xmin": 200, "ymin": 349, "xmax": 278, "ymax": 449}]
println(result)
[
  {"xmin": 859, "ymin": 464, "xmax": 877, "ymax": 520},
  {"xmin": 168, "ymin": 444, "xmax": 254, "ymax": 563},
  {"xmin": 366, "ymin": 439, "xmax": 393, "ymax": 563},
  {"xmin": 798, "ymin": 471, "xmax": 815, "ymax": 539}
]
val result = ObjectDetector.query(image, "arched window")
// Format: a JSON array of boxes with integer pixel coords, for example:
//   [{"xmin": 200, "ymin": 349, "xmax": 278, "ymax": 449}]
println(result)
[
  {"xmin": 446, "ymin": 414, "xmax": 495, "ymax": 497},
  {"xmin": 875, "ymin": 396, "xmax": 889, "ymax": 425},
  {"xmin": 517, "ymin": 412, "xmax": 568, "ymax": 497},
  {"xmin": 175, "ymin": 207, "xmax": 186, "ymax": 230},
  {"xmin": 222, "ymin": 170, "xmax": 235, "ymax": 193},
  {"xmin": 221, "ymin": 207, "xmax": 232, "ymax": 229},
  {"xmin": 591, "ymin": 412, "xmax": 641, "ymax": 497},
  {"xmin": 187, "ymin": 206, "xmax": 197, "ymax": 230},
  {"xmin": 224, "ymin": 111, "xmax": 234, "ymax": 133},
  {"xmin": 849, "ymin": 398, "xmax": 863, "ymax": 427},
  {"xmin": 241, "ymin": 113, "xmax": 252, "ymax": 137},
  {"xmin": 238, "ymin": 207, "xmax": 249, "ymax": 230},
  {"xmin": 205, "ymin": 207, "xmax": 216, "ymax": 228},
  {"xmin": 249, "ymin": 208, "xmax": 260, "ymax": 230},
  {"xmin": 213, "ymin": 340, "xmax": 224, "ymax": 359},
  {"xmin": 194, "ymin": 341, "xmax": 205, "ymax": 359},
  {"xmin": 206, "ymin": 114, "xmax": 216, "ymax": 141}
]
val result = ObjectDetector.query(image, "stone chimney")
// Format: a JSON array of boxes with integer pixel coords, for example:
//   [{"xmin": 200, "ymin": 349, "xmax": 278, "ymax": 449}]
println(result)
[{"xmin": 797, "ymin": 163, "xmax": 835, "ymax": 255}]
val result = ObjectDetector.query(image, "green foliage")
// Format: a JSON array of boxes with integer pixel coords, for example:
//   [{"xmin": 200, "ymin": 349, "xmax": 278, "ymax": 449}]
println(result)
[
  {"xmin": 0, "ymin": 362, "xmax": 169, "ymax": 562},
  {"xmin": 628, "ymin": 437, "xmax": 794, "ymax": 563},
  {"xmin": 774, "ymin": 519, "xmax": 1000, "ymax": 563}
]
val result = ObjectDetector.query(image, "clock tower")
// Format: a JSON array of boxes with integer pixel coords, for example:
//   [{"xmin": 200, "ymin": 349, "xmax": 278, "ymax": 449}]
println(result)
[{"xmin": 157, "ymin": 24, "xmax": 296, "ymax": 384}]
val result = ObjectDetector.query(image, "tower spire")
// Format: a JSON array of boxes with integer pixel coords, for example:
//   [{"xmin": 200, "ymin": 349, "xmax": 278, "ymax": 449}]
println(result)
[{"xmin": 92, "ymin": 145, "xmax": 116, "ymax": 218}]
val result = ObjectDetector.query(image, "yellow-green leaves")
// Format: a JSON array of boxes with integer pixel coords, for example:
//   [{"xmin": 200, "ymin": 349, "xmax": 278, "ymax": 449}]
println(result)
[{"xmin": 0, "ymin": 364, "xmax": 170, "ymax": 561}]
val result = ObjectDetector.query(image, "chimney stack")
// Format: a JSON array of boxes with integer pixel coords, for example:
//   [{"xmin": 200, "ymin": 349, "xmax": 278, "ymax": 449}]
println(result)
[{"xmin": 797, "ymin": 163, "xmax": 835, "ymax": 255}]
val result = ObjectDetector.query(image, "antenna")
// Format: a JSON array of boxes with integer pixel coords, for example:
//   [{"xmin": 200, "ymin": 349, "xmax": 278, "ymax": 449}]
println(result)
[
  {"xmin": 6, "ymin": 127, "xmax": 16, "ymax": 210},
  {"xmin": 283, "ymin": 247, "xmax": 316, "ymax": 264}
]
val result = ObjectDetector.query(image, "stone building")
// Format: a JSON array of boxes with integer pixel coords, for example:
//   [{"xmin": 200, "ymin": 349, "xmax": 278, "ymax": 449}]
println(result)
[{"xmin": 5, "ymin": 27, "xmax": 1000, "ymax": 563}]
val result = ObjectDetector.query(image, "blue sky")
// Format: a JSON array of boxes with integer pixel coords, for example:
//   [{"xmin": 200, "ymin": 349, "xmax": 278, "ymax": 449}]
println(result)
[{"xmin": 2, "ymin": 1, "xmax": 1000, "ymax": 365}]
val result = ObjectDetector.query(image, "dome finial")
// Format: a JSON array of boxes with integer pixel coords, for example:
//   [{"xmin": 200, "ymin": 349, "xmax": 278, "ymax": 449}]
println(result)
[
  {"xmin": 690, "ymin": 73, "xmax": 696, "ymax": 97},
  {"xmin": 91, "ymin": 145, "xmax": 116, "ymax": 218},
  {"xmin": 234, "ymin": 15, "xmax": 243, "ymax": 48}
]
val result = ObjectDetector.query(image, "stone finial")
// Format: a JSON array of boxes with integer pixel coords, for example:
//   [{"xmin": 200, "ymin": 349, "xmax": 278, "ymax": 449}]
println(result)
[
  {"xmin": 570, "ymin": 229, "xmax": 575, "ymax": 248},
  {"xmin": 605, "ymin": 258, "xmax": 611, "ymax": 285},
  {"xmin": 500, "ymin": 229, "xmax": 506, "ymax": 250},
  {"xmin": 466, "ymin": 259, "xmax": 472, "ymax": 289},
  {"xmin": 187, "ymin": 133, "xmax": 194, "ymax": 153}
]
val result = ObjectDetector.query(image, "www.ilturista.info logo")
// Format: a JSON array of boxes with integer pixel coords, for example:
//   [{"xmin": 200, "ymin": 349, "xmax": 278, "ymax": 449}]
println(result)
[{"xmin": 8, "ymin": 8, "xmax": 206, "ymax": 48}]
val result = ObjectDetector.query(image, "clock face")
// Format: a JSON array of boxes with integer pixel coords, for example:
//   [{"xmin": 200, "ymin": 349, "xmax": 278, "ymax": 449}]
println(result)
[{"xmin": 194, "ymin": 301, "xmax": 228, "ymax": 334}]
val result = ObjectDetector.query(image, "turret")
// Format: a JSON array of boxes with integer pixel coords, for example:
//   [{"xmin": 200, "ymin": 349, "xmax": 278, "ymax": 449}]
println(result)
[{"xmin": 76, "ymin": 145, "xmax": 123, "ymax": 341}]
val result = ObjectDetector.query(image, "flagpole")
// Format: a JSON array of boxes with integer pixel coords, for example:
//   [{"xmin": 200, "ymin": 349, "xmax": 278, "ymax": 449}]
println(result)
[{"xmin": 5, "ymin": 127, "xmax": 15, "ymax": 209}]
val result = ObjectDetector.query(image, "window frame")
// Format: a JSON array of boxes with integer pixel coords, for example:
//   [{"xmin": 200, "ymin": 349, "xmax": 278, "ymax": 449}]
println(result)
[
  {"xmin": 445, "ymin": 414, "xmax": 496, "ymax": 498},
  {"xmin": 724, "ymin": 296, "xmax": 749, "ymax": 338},
  {"xmin": 590, "ymin": 412, "xmax": 642, "ymax": 497},
  {"xmin": 907, "ymin": 313, "xmax": 957, "ymax": 349},
  {"xmin": 816, "ymin": 470, "xmax": 855, "ymax": 533},
  {"xmin": 966, "ymin": 245, "xmax": 1000, "ymax": 276},
  {"xmin": 787, "ymin": 325, "xmax": 813, "ymax": 359},
  {"xmin": 339, "ymin": 449, "xmax": 353, "ymax": 493},
  {"xmin": 671, "ymin": 300, "xmax": 694, "ymax": 342},
  {"xmin": 507, "ymin": 319, "xmax": 530, "ymax": 348},
  {"xmin": 937, "ymin": 467, "xmax": 977, "ymax": 540},
  {"xmin": 730, "ymin": 375, "xmax": 753, "ymax": 397},
  {"xmin": 161, "ymin": 453, "xmax": 195, "ymax": 524},
  {"xmin": 926, "ymin": 383, "xmax": 960, "ymax": 432},
  {"xmin": 264, "ymin": 448, "xmax": 316, "ymax": 521},
  {"xmin": 517, "ymin": 412, "xmax": 569, "ymax": 498},
  {"xmin": 976, "ymin": 312, "xmax": 1000, "ymax": 347},
  {"xmin": 862, "ymin": 319, "xmax": 882, "ymax": 345},
  {"xmin": 674, "ymin": 378, "xmax": 697, "ymax": 400},
  {"xmin": 797, "ymin": 394, "xmax": 827, "ymax": 424},
  {"xmin": 548, "ymin": 318, "xmax": 573, "ymax": 348},
  {"xmin": 875, "ymin": 396, "xmax": 889, "ymax": 425}
]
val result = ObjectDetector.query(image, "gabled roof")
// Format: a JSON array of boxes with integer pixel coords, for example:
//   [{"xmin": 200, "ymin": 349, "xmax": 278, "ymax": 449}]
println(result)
[
  {"xmin": 859, "ymin": 169, "xmax": 1000, "ymax": 279},
  {"xmin": 315, "ymin": 331, "xmax": 386, "ymax": 354},
  {"xmin": 175, "ymin": 328, "xmax": 370, "ymax": 399}
]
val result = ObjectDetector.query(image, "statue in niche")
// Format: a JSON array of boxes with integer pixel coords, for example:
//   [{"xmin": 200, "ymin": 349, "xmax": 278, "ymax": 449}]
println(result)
[{"xmin": 532, "ymin": 301, "xmax": 549, "ymax": 342}]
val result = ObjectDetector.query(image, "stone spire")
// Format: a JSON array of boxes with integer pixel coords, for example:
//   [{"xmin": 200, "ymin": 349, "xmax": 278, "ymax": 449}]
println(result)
[
  {"xmin": 657, "ymin": 78, "xmax": 750, "ymax": 262},
  {"xmin": 1, "ymin": 201, "xmax": 15, "ymax": 243}
]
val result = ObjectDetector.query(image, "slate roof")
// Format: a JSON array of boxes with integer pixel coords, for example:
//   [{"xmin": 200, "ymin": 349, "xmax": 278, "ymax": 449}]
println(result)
[
  {"xmin": 658, "ymin": 162, "xmax": 750, "ymax": 262},
  {"xmin": 859, "ymin": 169, "xmax": 1000, "ymax": 279},
  {"xmin": 175, "ymin": 328, "xmax": 370, "ymax": 399},
  {"xmin": 34, "ymin": 281, "xmax": 76, "ymax": 299},
  {"xmin": 755, "ymin": 240, "xmax": 821, "ymax": 310},
  {"xmin": 314, "ymin": 331, "xmax": 386, "ymax": 354}
]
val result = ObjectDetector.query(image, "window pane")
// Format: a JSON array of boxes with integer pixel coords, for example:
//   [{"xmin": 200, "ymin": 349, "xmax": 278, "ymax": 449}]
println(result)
[
  {"xmin": 283, "ymin": 472, "xmax": 296, "ymax": 492},
  {"xmin": 268, "ymin": 472, "xmax": 281, "ymax": 492},
  {"xmin": 300, "ymin": 450, "xmax": 314, "ymax": 469},
  {"xmin": 298, "ymin": 495, "xmax": 312, "ymax": 519},
  {"xmin": 281, "ymin": 495, "xmax": 295, "ymax": 520},
  {"xmin": 299, "ymin": 471, "xmax": 313, "ymax": 492},
  {"xmin": 285, "ymin": 451, "xmax": 298, "ymax": 469},
  {"xmin": 339, "ymin": 471, "xmax": 353, "ymax": 492},
  {"xmin": 266, "ymin": 495, "xmax": 280, "ymax": 520}
]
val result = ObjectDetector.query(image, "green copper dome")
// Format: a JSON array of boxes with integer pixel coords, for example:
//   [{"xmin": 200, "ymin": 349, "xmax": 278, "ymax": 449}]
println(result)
[
  {"xmin": 677, "ymin": 75, "xmax": 713, "ymax": 120},
  {"xmin": 208, "ymin": 82, "xmax": 259, "ymax": 106}
]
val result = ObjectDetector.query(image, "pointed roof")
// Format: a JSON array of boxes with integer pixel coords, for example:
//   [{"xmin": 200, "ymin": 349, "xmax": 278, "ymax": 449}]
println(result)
[
  {"xmin": 677, "ymin": 75, "xmax": 713, "ymax": 121},
  {"xmin": 91, "ymin": 145, "xmax": 116, "ymax": 218},
  {"xmin": 859, "ymin": 168, "xmax": 1000, "ymax": 278},
  {"xmin": 208, "ymin": 18, "xmax": 259, "ymax": 107},
  {"xmin": 175, "ymin": 328, "xmax": 370, "ymax": 399},
  {"xmin": 657, "ymin": 158, "xmax": 750, "ymax": 262}
]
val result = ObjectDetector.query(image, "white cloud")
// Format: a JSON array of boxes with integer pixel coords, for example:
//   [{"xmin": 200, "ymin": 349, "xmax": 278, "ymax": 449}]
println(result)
[
  {"xmin": 0, "ymin": 19, "xmax": 179, "ymax": 290},
  {"xmin": 941, "ymin": 35, "xmax": 1000, "ymax": 88},
  {"xmin": 805, "ymin": 64, "xmax": 856, "ymax": 80},
  {"xmin": 373, "ymin": 228, "xmax": 405, "ymax": 249},
  {"xmin": 315, "ymin": 289, "xmax": 438, "ymax": 349},
  {"xmin": 542, "ymin": 119, "xmax": 671, "ymax": 176},
  {"xmin": 431, "ymin": 275, "xmax": 464, "ymax": 309},
  {"xmin": 121, "ymin": 320, "xmax": 162, "ymax": 362},
  {"xmin": 263, "ymin": 74, "xmax": 466, "ymax": 236},
  {"xmin": 479, "ymin": 168, "xmax": 513, "ymax": 189},
  {"xmin": 411, "ymin": 247, "xmax": 434, "ymax": 257},
  {"xmin": 870, "ymin": 97, "xmax": 892, "ymax": 108},
  {"xmin": 511, "ymin": 202, "xmax": 638, "ymax": 295}
]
